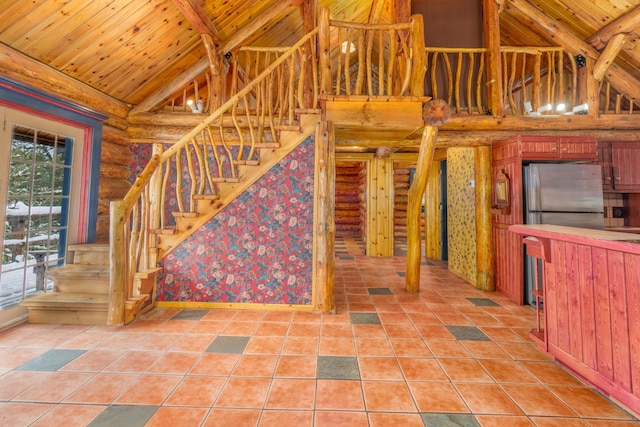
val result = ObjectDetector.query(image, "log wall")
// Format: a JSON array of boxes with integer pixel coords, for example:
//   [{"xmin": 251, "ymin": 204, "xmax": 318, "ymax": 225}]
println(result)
[
  {"xmin": 0, "ymin": 44, "xmax": 132, "ymax": 243},
  {"xmin": 335, "ymin": 161, "xmax": 365, "ymax": 237}
]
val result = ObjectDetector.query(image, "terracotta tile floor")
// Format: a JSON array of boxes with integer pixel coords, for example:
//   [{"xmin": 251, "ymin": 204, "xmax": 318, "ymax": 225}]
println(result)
[{"xmin": 1, "ymin": 252, "xmax": 639, "ymax": 426}]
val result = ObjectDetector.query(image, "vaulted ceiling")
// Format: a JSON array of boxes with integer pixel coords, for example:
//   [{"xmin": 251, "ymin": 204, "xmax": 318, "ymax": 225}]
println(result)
[{"xmin": 0, "ymin": 0, "xmax": 638, "ymax": 110}]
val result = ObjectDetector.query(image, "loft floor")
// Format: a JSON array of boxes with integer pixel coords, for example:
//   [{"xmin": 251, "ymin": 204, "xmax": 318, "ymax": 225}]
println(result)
[{"xmin": 0, "ymin": 254, "xmax": 637, "ymax": 426}]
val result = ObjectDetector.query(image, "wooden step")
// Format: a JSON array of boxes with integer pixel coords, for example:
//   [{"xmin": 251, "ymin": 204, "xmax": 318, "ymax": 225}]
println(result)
[
  {"xmin": 193, "ymin": 194, "xmax": 221, "ymax": 213},
  {"xmin": 68, "ymin": 243, "xmax": 109, "ymax": 265},
  {"xmin": 20, "ymin": 292, "xmax": 109, "ymax": 325},
  {"xmin": 47, "ymin": 264, "xmax": 110, "ymax": 294}
]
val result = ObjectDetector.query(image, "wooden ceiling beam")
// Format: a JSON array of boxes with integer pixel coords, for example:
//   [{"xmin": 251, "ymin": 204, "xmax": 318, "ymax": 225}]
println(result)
[
  {"xmin": 593, "ymin": 33, "xmax": 627, "ymax": 81},
  {"xmin": 128, "ymin": 57, "xmax": 209, "ymax": 116},
  {"xmin": 587, "ymin": 5, "xmax": 640, "ymax": 50},
  {"xmin": 507, "ymin": 0, "xmax": 640, "ymax": 107},
  {"xmin": 219, "ymin": 0, "xmax": 299, "ymax": 54},
  {"xmin": 172, "ymin": 0, "xmax": 222, "ymax": 45}
]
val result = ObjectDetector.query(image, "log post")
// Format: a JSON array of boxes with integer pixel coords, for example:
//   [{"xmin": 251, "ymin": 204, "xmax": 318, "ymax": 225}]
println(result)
[
  {"xmin": 406, "ymin": 100, "xmax": 450, "ymax": 293},
  {"xmin": 302, "ymin": 0, "xmax": 317, "ymax": 108},
  {"xmin": 201, "ymin": 33, "xmax": 224, "ymax": 110},
  {"xmin": 409, "ymin": 14, "xmax": 426, "ymax": 97},
  {"xmin": 108, "ymin": 200, "xmax": 126, "ymax": 325},
  {"xmin": 578, "ymin": 56, "xmax": 600, "ymax": 116},
  {"xmin": 475, "ymin": 146, "xmax": 494, "ymax": 291},
  {"xmin": 406, "ymin": 125, "xmax": 437, "ymax": 293},
  {"xmin": 313, "ymin": 120, "xmax": 335, "ymax": 313},
  {"xmin": 318, "ymin": 7, "xmax": 332, "ymax": 96},
  {"xmin": 483, "ymin": 0, "xmax": 503, "ymax": 117}
]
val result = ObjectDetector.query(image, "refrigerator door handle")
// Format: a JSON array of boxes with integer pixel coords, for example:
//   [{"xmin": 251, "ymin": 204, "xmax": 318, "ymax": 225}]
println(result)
[{"xmin": 527, "ymin": 165, "xmax": 542, "ymax": 212}]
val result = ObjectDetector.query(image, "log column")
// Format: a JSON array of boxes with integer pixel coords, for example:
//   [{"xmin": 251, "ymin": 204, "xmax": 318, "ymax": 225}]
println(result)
[
  {"xmin": 475, "ymin": 145, "xmax": 494, "ymax": 291},
  {"xmin": 406, "ymin": 100, "xmax": 450, "ymax": 293},
  {"xmin": 313, "ymin": 120, "xmax": 335, "ymax": 313}
]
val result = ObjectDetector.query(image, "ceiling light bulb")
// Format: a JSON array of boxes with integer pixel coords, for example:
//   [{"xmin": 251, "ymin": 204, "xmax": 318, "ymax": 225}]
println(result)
[{"xmin": 341, "ymin": 41, "xmax": 356, "ymax": 54}]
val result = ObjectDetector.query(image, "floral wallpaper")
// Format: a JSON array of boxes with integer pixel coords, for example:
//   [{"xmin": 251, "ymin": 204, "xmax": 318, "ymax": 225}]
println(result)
[{"xmin": 152, "ymin": 136, "xmax": 315, "ymax": 305}]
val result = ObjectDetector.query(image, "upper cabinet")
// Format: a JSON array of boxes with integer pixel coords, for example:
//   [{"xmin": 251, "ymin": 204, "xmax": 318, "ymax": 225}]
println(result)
[
  {"xmin": 519, "ymin": 136, "xmax": 597, "ymax": 160},
  {"xmin": 598, "ymin": 141, "xmax": 640, "ymax": 192}
]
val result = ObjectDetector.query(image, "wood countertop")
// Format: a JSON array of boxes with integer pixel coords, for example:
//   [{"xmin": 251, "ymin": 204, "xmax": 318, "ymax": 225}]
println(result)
[{"xmin": 508, "ymin": 224, "xmax": 640, "ymax": 255}]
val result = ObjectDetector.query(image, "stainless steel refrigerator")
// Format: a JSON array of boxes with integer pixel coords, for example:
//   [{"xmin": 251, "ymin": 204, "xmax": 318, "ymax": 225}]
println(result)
[{"xmin": 522, "ymin": 163, "xmax": 604, "ymax": 304}]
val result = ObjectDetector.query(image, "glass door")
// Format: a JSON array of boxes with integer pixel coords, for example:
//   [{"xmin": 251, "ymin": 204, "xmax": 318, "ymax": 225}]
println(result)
[{"xmin": 0, "ymin": 107, "xmax": 83, "ymax": 321}]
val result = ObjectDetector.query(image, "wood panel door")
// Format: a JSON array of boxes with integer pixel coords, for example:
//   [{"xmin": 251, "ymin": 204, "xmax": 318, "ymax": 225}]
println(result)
[{"xmin": 610, "ymin": 142, "xmax": 640, "ymax": 191}]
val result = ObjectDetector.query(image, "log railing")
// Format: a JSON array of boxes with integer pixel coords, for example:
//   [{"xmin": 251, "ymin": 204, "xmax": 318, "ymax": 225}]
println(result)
[
  {"xmin": 319, "ymin": 12, "xmax": 426, "ymax": 97},
  {"xmin": 426, "ymin": 46, "xmax": 581, "ymax": 116},
  {"xmin": 425, "ymin": 47, "xmax": 487, "ymax": 114},
  {"xmin": 108, "ymin": 29, "xmax": 319, "ymax": 325},
  {"xmin": 500, "ymin": 47, "xmax": 575, "ymax": 115},
  {"xmin": 600, "ymin": 81, "xmax": 638, "ymax": 114}
]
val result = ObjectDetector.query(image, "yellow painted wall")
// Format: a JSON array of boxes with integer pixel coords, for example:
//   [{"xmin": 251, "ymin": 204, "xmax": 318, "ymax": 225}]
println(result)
[{"xmin": 446, "ymin": 147, "xmax": 477, "ymax": 285}]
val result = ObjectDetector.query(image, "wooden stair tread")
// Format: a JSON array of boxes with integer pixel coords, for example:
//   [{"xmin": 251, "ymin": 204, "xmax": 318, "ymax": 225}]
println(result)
[
  {"xmin": 135, "ymin": 267, "xmax": 163, "ymax": 279},
  {"xmin": 68, "ymin": 243, "xmax": 109, "ymax": 252},
  {"xmin": 48, "ymin": 264, "xmax": 110, "ymax": 278},
  {"xmin": 20, "ymin": 292, "xmax": 109, "ymax": 308}
]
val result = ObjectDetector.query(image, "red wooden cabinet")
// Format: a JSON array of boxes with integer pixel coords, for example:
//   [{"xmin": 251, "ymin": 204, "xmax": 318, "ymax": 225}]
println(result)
[
  {"xmin": 610, "ymin": 141, "xmax": 640, "ymax": 191},
  {"xmin": 519, "ymin": 136, "xmax": 598, "ymax": 160}
]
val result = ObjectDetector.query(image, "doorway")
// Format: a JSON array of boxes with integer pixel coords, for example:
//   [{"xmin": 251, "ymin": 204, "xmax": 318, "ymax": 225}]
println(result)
[
  {"xmin": 0, "ymin": 107, "xmax": 84, "ymax": 324},
  {"xmin": 335, "ymin": 160, "xmax": 367, "ymax": 256}
]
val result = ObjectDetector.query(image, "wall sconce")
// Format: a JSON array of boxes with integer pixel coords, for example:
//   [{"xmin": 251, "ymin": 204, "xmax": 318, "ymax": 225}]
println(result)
[
  {"xmin": 341, "ymin": 41, "xmax": 356, "ymax": 54},
  {"xmin": 187, "ymin": 99, "xmax": 204, "ymax": 114},
  {"xmin": 572, "ymin": 103, "xmax": 589, "ymax": 114},
  {"xmin": 537, "ymin": 103, "xmax": 553, "ymax": 114}
]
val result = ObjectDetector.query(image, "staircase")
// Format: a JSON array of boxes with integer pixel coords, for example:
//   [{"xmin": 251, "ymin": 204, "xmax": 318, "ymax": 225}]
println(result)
[{"xmin": 20, "ymin": 244, "xmax": 110, "ymax": 325}]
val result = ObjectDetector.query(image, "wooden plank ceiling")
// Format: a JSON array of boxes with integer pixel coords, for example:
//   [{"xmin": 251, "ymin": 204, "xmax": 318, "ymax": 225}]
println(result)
[{"xmin": 0, "ymin": 0, "xmax": 638, "ymax": 109}]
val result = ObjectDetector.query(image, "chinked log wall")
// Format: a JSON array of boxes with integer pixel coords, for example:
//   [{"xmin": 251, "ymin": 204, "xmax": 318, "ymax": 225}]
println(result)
[
  {"xmin": 335, "ymin": 162, "xmax": 364, "ymax": 237},
  {"xmin": 0, "ymin": 44, "xmax": 132, "ymax": 242},
  {"xmin": 334, "ymin": 160, "xmax": 420, "ymax": 241}
]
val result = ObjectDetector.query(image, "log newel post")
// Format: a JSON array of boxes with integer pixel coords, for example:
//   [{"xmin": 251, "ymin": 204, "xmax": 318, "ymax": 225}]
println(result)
[
  {"xmin": 108, "ymin": 200, "xmax": 126, "ymax": 326},
  {"xmin": 406, "ymin": 100, "xmax": 450, "ymax": 293},
  {"xmin": 312, "ymin": 121, "xmax": 335, "ymax": 313},
  {"xmin": 475, "ymin": 146, "xmax": 495, "ymax": 291},
  {"xmin": 409, "ymin": 14, "xmax": 426, "ymax": 97},
  {"xmin": 318, "ymin": 7, "xmax": 331, "ymax": 96}
]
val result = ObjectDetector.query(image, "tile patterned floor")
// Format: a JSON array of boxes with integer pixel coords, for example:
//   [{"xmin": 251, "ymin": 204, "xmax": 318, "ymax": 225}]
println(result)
[{"xmin": 1, "ymin": 254, "xmax": 639, "ymax": 426}]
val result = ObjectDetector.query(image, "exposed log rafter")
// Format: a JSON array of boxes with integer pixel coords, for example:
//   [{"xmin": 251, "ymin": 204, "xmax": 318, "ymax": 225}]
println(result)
[
  {"xmin": 587, "ymin": 5, "xmax": 640, "ymax": 50},
  {"xmin": 507, "ymin": 0, "xmax": 640, "ymax": 108},
  {"xmin": 172, "ymin": 0, "xmax": 222, "ymax": 45},
  {"xmin": 221, "ymin": 0, "xmax": 299, "ymax": 53}
]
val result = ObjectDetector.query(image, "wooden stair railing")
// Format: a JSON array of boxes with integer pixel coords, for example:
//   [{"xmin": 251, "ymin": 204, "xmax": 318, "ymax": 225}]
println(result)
[{"xmin": 108, "ymin": 28, "xmax": 319, "ymax": 325}]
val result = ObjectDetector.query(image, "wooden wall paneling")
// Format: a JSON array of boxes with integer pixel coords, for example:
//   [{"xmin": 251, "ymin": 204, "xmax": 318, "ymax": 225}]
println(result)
[
  {"xmin": 565, "ymin": 242, "xmax": 583, "ymax": 360},
  {"xmin": 554, "ymin": 240, "xmax": 571, "ymax": 352},
  {"xmin": 578, "ymin": 244, "xmax": 598, "ymax": 370},
  {"xmin": 359, "ymin": 165, "xmax": 367, "ymax": 240},
  {"xmin": 544, "ymin": 242, "xmax": 558, "ymax": 346},
  {"xmin": 608, "ymin": 250, "xmax": 632, "ymax": 392},
  {"xmin": 425, "ymin": 159, "xmax": 442, "ymax": 259},
  {"xmin": 624, "ymin": 253, "xmax": 640, "ymax": 399},
  {"xmin": 367, "ymin": 156, "xmax": 394, "ymax": 257},
  {"xmin": 592, "ymin": 247, "xmax": 614, "ymax": 382}
]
